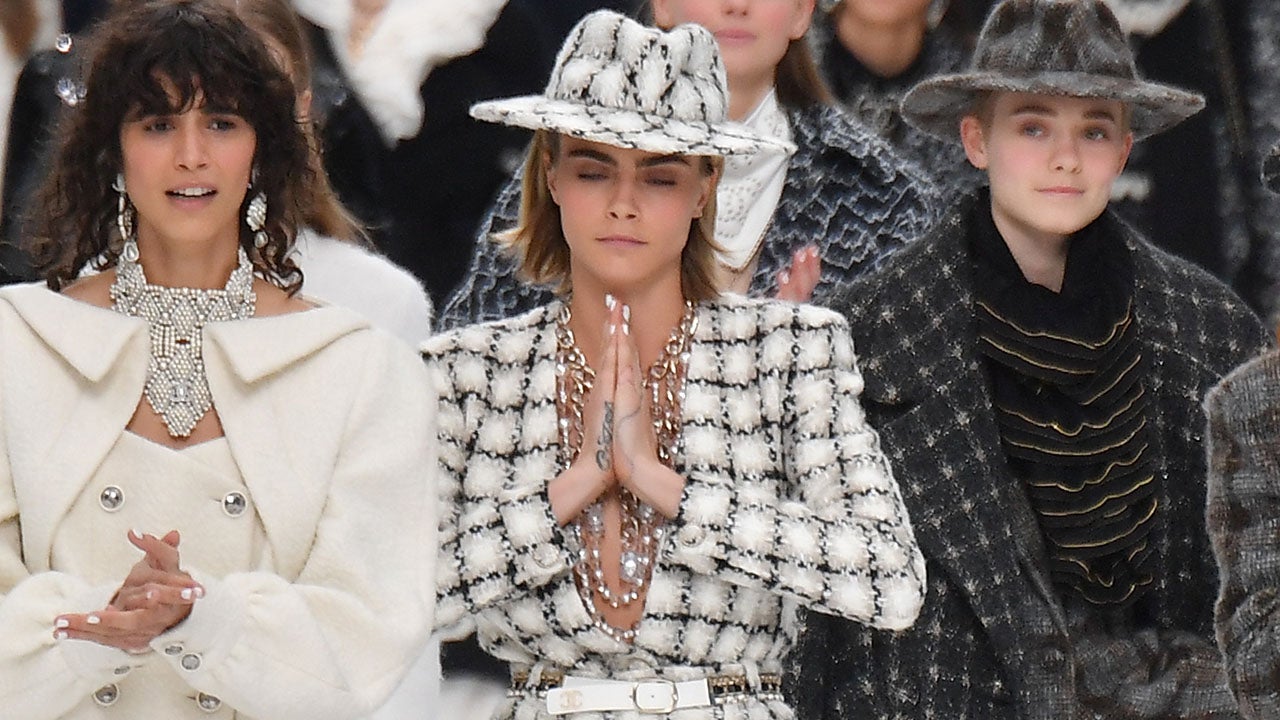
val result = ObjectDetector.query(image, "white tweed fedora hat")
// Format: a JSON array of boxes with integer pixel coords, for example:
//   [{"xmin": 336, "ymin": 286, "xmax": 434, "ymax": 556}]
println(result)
[
  {"xmin": 900, "ymin": 0, "xmax": 1204, "ymax": 141},
  {"xmin": 470, "ymin": 10, "xmax": 795, "ymax": 157}
]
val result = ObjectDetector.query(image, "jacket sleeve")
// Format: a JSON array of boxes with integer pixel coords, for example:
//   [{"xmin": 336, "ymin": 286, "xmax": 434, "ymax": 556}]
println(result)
[
  {"xmin": 1206, "ymin": 353, "xmax": 1280, "ymax": 720},
  {"xmin": 142, "ymin": 337, "xmax": 437, "ymax": 720},
  {"xmin": 664, "ymin": 312, "xmax": 926, "ymax": 630},
  {"xmin": 423, "ymin": 333, "xmax": 571, "ymax": 634}
]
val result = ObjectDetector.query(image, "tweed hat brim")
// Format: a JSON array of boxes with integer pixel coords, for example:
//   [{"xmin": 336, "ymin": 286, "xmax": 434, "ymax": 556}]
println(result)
[
  {"xmin": 901, "ymin": 68, "xmax": 1205, "ymax": 143},
  {"xmin": 470, "ymin": 96, "xmax": 796, "ymax": 157}
]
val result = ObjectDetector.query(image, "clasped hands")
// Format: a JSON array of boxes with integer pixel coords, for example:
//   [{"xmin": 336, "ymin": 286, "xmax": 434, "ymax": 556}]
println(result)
[
  {"xmin": 549, "ymin": 296, "xmax": 686, "ymax": 525},
  {"xmin": 54, "ymin": 529, "xmax": 202, "ymax": 653}
]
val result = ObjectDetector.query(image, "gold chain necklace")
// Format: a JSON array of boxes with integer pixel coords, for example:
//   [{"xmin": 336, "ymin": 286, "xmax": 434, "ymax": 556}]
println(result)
[{"xmin": 554, "ymin": 300, "xmax": 695, "ymax": 643}]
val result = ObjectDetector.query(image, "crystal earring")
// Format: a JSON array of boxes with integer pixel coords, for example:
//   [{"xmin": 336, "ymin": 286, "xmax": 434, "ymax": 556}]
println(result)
[
  {"xmin": 112, "ymin": 173, "xmax": 138, "ymax": 262},
  {"xmin": 246, "ymin": 192, "xmax": 268, "ymax": 249}
]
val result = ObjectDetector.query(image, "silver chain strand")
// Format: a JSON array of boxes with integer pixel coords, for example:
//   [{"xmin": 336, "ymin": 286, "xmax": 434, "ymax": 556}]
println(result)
[
  {"xmin": 555, "ymin": 300, "xmax": 695, "ymax": 643},
  {"xmin": 110, "ymin": 246, "xmax": 257, "ymax": 438}
]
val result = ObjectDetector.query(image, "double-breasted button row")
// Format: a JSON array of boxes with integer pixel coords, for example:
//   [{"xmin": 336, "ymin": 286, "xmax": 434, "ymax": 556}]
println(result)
[
  {"xmin": 97, "ymin": 487, "xmax": 248, "ymax": 518},
  {"xmin": 90, "ymin": 684, "xmax": 221, "ymax": 712}
]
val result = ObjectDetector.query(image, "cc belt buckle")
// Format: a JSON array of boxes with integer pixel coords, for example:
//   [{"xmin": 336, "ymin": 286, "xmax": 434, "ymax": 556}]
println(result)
[{"xmin": 633, "ymin": 679, "xmax": 678, "ymax": 713}]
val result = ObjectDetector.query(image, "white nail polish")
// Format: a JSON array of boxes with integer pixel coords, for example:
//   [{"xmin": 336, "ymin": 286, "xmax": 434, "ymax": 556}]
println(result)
[
  {"xmin": 54, "ymin": 631, "xmax": 67, "ymax": 641},
  {"xmin": 86, "ymin": 615, "xmax": 100, "ymax": 625},
  {"xmin": 780, "ymin": 271, "xmax": 790, "ymax": 284},
  {"xmin": 622, "ymin": 304, "xmax": 631, "ymax": 323},
  {"xmin": 181, "ymin": 588, "xmax": 193, "ymax": 600},
  {"xmin": 623, "ymin": 322, "xmax": 630, "ymax": 336},
  {"xmin": 55, "ymin": 618, "xmax": 69, "ymax": 629},
  {"xmin": 605, "ymin": 293, "xmax": 616, "ymax": 310},
  {"xmin": 131, "ymin": 528, "xmax": 143, "ymax": 538},
  {"xmin": 193, "ymin": 587, "xmax": 205, "ymax": 599}
]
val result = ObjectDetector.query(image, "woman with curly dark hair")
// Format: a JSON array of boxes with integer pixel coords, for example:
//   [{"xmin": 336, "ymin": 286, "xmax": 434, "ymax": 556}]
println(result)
[{"xmin": 0, "ymin": 1, "xmax": 435, "ymax": 718}]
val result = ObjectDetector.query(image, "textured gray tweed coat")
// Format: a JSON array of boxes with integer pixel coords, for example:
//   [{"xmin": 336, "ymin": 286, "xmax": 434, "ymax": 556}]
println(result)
[
  {"xmin": 1205, "ymin": 351, "xmax": 1280, "ymax": 719},
  {"xmin": 789, "ymin": 195, "xmax": 1270, "ymax": 720},
  {"xmin": 436, "ymin": 104, "xmax": 939, "ymax": 330}
]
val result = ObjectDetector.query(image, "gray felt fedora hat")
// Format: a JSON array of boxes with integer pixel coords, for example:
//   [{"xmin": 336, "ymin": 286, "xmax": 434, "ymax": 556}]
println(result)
[
  {"xmin": 900, "ymin": 0, "xmax": 1204, "ymax": 141},
  {"xmin": 470, "ymin": 10, "xmax": 795, "ymax": 157}
]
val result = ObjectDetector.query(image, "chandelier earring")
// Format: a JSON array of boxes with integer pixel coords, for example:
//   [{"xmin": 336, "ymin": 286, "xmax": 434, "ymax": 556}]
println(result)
[
  {"xmin": 246, "ymin": 191, "xmax": 268, "ymax": 249},
  {"xmin": 112, "ymin": 173, "xmax": 139, "ymax": 262}
]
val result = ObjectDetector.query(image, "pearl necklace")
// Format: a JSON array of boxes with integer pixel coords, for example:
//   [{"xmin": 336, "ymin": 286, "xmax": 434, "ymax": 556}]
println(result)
[
  {"xmin": 110, "ymin": 246, "xmax": 257, "ymax": 438},
  {"xmin": 555, "ymin": 300, "xmax": 695, "ymax": 643}
]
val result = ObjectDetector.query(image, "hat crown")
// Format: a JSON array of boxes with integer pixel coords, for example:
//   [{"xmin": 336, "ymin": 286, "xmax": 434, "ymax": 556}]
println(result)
[
  {"xmin": 544, "ymin": 11, "xmax": 729, "ymax": 126},
  {"xmin": 971, "ymin": 0, "xmax": 1137, "ymax": 82}
]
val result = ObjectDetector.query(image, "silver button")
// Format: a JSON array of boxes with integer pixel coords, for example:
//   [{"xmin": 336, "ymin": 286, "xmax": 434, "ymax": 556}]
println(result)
[
  {"xmin": 92, "ymin": 684, "xmax": 119, "ymax": 707},
  {"xmin": 196, "ymin": 693, "xmax": 222, "ymax": 712},
  {"xmin": 532, "ymin": 545, "xmax": 560, "ymax": 569},
  {"xmin": 677, "ymin": 525, "xmax": 704, "ymax": 547},
  {"xmin": 98, "ymin": 486, "xmax": 124, "ymax": 512},
  {"xmin": 164, "ymin": 643, "xmax": 184, "ymax": 656},
  {"xmin": 221, "ymin": 492, "xmax": 247, "ymax": 517},
  {"xmin": 180, "ymin": 653, "xmax": 202, "ymax": 671}
]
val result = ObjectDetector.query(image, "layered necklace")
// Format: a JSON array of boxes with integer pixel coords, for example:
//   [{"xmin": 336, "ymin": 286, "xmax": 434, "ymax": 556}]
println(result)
[
  {"xmin": 110, "ymin": 245, "xmax": 257, "ymax": 438},
  {"xmin": 555, "ymin": 300, "xmax": 696, "ymax": 643}
]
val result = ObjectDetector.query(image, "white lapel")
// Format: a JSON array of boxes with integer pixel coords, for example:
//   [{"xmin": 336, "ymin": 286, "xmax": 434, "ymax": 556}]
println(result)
[
  {"xmin": 0, "ymin": 285, "xmax": 147, "ymax": 567},
  {"xmin": 201, "ymin": 307, "xmax": 368, "ymax": 576}
]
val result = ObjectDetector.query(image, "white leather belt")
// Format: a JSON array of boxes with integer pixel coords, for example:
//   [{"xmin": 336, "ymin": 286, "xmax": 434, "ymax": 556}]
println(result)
[{"xmin": 546, "ymin": 676, "xmax": 712, "ymax": 715}]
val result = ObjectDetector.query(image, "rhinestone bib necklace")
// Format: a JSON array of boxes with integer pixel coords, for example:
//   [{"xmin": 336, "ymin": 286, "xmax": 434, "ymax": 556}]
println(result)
[
  {"xmin": 555, "ymin": 300, "xmax": 695, "ymax": 643},
  {"xmin": 110, "ymin": 247, "xmax": 257, "ymax": 438}
]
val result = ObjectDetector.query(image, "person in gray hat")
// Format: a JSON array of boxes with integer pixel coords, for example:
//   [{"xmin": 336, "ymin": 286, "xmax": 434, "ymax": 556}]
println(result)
[
  {"xmin": 422, "ymin": 9, "xmax": 925, "ymax": 719},
  {"xmin": 788, "ymin": 1, "xmax": 1271, "ymax": 718}
]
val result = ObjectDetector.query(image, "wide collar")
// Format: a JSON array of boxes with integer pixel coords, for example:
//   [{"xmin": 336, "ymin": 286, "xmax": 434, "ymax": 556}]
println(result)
[
  {"xmin": 0, "ymin": 283, "xmax": 369, "ymax": 385},
  {"xmin": 1, "ymin": 284, "xmax": 372, "ymax": 574}
]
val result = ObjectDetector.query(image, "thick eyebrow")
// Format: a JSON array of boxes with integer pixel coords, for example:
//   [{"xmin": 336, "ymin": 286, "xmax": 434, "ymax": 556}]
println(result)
[
  {"xmin": 564, "ymin": 148, "xmax": 691, "ymax": 168},
  {"xmin": 1010, "ymin": 103, "xmax": 1119, "ymax": 124}
]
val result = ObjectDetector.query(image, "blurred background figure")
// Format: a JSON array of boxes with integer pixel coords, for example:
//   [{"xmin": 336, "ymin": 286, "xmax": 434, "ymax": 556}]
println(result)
[
  {"xmin": 947, "ymin": 0, "xmax": 1280, "ymax": 322},
  {"xmin": 810, "ymin": 0, "xmax": 979, "ymax": 197},
  {"xmin": 0, "ymin": 0, "xmax": 59, "ymax": 201},
  {"xmin": 292, "ymin": 0, "xmax": 634, "ymax": 309}
]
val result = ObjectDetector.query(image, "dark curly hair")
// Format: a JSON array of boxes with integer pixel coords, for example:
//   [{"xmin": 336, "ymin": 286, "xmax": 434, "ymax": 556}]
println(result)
[{"xmin": 28, "ymin": 0, "xmax": 315, "ymax": 293}]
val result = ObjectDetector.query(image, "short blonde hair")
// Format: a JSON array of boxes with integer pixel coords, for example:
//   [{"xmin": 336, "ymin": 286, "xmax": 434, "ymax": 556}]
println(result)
[{"xmin": 500, "ymin": 130, "xmax": 724, "ymax": 301}]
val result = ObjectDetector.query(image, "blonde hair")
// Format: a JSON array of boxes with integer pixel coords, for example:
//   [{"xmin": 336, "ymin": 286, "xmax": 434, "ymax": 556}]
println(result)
[{"xmin": 500, "ymin": 130, "xmax": 724, "ymax": 300}]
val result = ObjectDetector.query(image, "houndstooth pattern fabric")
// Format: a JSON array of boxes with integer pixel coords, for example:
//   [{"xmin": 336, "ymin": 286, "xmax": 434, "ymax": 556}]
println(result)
[
  {"xmin": 422, "ymin": 295, "xmax": 925, "ymax": 720},
  {"xmin": 788, "ymin": 194, "xmax": 1270, "ymax": 720},
  {"xmin": 437, "ymin": 104, "xmax": 940, "ymax": 331},
  {"xmin": 1205, "ymin": 351, "xmax": 1280, "ymax": 719}
]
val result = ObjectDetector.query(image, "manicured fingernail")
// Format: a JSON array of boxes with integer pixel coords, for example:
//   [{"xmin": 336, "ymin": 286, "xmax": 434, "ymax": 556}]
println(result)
[
  {"xmin": 609, "ymin": 323, "xmax": 617, "ymax": 336},
  {"xmin": 131, "ymin": 528, "xmax": 143, "ymax": 538},
  {"xmin": 780, "ymin": 271, "xmax": 790, "ymax": 284},
  {"xmin": 605, "ymin": 293, "xmax": 615, "ymax": 310},
  {"xmin": 146, "ymin": 590, "xmax": 154, "ymax": 600},
  {"xmin": 86, "ymin": 615, "xmax": 100, "ymax": 625},
  {"xmin": 193, "ymin": 587, "xmax": 205, "ymax": 599},
  {"xmin": 55, "ymin": 618, "xmax": 69, "ymax": 629},
  {"xmin": 622, "ymin": 304, "xmax": 630, "ymax": 323},
  {"xmin": 622, "ymin": 321, "xmax": 629, "ymax": 336},
  {"xmin": 54, "ymin": 630, "xmax": 67, "ymax": 640},
  {"xmin": 181, "ymin": 588, "xmax": 193, "ymax": 600}
]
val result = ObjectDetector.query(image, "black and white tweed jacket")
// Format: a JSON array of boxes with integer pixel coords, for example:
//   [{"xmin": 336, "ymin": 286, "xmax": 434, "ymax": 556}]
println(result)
[
  {"xmin": 436, "ymin": 104, "xmax": 940, "ymax": 331},
  {"xmin": 789, "ymin": 195, "xmax": 1270, "ymax": 720},
  {"xmin": 421, "ymin": 295, "xmax": 926, "ymax": 720},
  {"xmin": 1206, "ymin": 351, "xmax": 1280, "ymax": 719}
]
